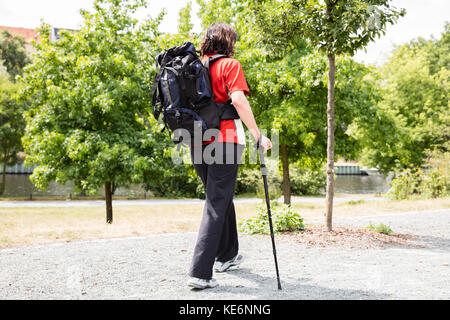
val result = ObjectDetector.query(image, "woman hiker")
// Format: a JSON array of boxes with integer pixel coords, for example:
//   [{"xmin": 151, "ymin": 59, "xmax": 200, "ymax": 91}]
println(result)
[{"xmin": 187, "ymin": 22, "xmax": 272, "ymax": 289}]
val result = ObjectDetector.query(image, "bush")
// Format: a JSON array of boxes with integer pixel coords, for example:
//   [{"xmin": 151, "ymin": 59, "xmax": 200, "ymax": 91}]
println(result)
[
  {"xmin": 235, "ymin": 168, "xmax": 260, "ymax": 195},
  {"xmin": 238, "ymin": 202, "xmax": 305, "ymax": 234},
  {"xmin": 290, "ymin": 167, "xmax": 326, "ymax": 196},
  {"xmin": 256, "ymin": 179, "xmax": 283, "ymax": 200},
  {"xmin": 147, "ymin": 163, "xmax": 204, "ymax": 199},
  {"xmin": 421, "ymin": 169, "xmax": 449, "ymax": 199},
  {"xmin": 366, "ymin": 222, "xmax": 393, "ymax": 235},
  {"xmin": 236, "ymin": 165, "xmax": 325, "ymax": 198},
  {"xmin": 387, "ymin": 168, "xmax": 449, "ymax": 200},
  {"xmin": 195, "ymin": 182, "xmax": 206, "ymax": 199},
  {"xmin": 388, "ymin": 146, "xmax": 450, "ymax": 200},
  {"xmin": 236, "ymin": 165, "xmax": 283, "ymax": 199}
]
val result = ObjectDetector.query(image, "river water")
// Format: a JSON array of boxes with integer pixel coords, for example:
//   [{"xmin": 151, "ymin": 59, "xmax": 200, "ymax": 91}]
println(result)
[
  {"xmin": 1, "ymin": 174, "xmax": 391, "ymax": 197},
  {"xmin": 0, "ymin": 175, "xmax": 147, "ymax": 198},
  {"xmin": 333, "ymin": 175, "xmax": 391, "ymax": 194}
]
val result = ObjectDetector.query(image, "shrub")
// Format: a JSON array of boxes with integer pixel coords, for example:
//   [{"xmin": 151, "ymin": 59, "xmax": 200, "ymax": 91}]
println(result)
[
  {"xmin": 236, "ymin": 165, "xmax": 325, "ymax": 198},
  {"xmin": 235, "ymin": 168, "xmax": 261, "ymax": 195},
  {"xmin": 256, "ymin": 179, "xmax": 283, "ymax": 200},
  {"xmin": 289, "ymin": 167, "xmax": 326, "ymax": 196},
  {"xmin": 147, "ymin": 164, "xmax": 203, "ymax": 199},
  {"xmin": 387, "ymin": 167, "xmax": 449, "ymax": 200},
  {"xmin": 366, "ymin": 222, "xmax": 393, "ymax": 235},
  {"xmin": 236, "ymin": 164, "xmax": 283, "ymax": 199},
  {"xmin": 421, "ymin": 169, "xmax": 449, "ymax": 199},
  {"xmin": 238, "ymin": 202, "xmax": 305, "ymax": 234}
]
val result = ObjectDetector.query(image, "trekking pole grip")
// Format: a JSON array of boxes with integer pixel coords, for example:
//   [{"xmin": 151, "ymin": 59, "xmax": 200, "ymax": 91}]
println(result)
[{"xmin": 255, "ymin": 133, "xmax": 267, "ymax": 175}]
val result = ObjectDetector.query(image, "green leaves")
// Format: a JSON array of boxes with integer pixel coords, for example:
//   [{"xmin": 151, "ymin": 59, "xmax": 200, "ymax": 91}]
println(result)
[
  {"xmin": 366, "ymin": 222, "xmax": 393, "ymax": 235},
  {"xmin": 239, "ymin": 202, "xmax": 305, "ymax": 234},
  {"xmin": 0, "ymin": 29, "xmax": 30, "ymax": 81},
  {"xmin": 20, "ymin": 0, "xmax": 169, "ymax": 195},
  {"xmin": 178, "ymin": 2, "xmax": 194, "ymax": 35},
  {"xmin": 386, "ymin": 167, "xmax": 449, "ymax": 200},
  {"xmin": 196, "ymin": 0, "xmax": 383, "ymax": 170},
  {"xmin": 352, "ymin": 24, "xmax": 450, "ymax": 172},
  {"xmin": 252, "ymin": 0, "xmax": 405, "ymax": 56},
  {"xmin": 0, "ymin": 74, "xmax": 26, "ymax": 193},
  {"xmin": 0, "ymin": 29, "xmax": 30, "ymax": 192}
]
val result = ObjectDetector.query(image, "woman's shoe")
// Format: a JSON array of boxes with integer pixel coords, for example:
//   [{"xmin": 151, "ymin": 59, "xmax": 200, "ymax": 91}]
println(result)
[
  {"xmin": 214, "ymin": 253, "xmax": 244, "ymax": 272},
  {"xmin": 187, "ymin": 277, "xmax": 218, "ymax": 289}
]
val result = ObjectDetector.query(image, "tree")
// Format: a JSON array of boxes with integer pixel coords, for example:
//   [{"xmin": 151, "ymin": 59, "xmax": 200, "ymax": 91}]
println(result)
[
  {"xmin": 178, "ymin": 1, "xmax": 194, "ymax": 36},
  {"xmin": 20, "ymin": 0, "xmax": 165, "ymax": 223},
  {"xmin": 0, "ymin": 65, "xmax": 25, "ymax": 194},
  {"xmin": 252, "ymin": 0, "xmax": 405, "ymax": 230},
  {"xmin": 348, "ymin": 23, "xmax": 449, "ymax": 174},
  {"xmin": 197, "ymin": 0, "xmax": 385, "ymax": 207},
  {"xmin": 136, "ymin": 2, "xmax": 207, "ymax": 199},
  {"xmin": 0, "ymin": 29, "xmax": 30, "ymax": 81},
  {"xmin": 0, "ymin": 29, "xmax": 30, "ymax": 194}
]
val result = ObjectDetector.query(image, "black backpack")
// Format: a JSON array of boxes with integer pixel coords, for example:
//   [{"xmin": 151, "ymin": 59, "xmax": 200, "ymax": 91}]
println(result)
[{"xmin": 151, "ymin": 42, "xmax": 239, "ymax": 144}]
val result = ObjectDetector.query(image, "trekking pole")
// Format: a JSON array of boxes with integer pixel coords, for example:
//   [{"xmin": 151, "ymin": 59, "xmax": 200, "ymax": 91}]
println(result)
[{"xmin": 256, "ymin": 137, "xmax": 282, "ymax": 290}]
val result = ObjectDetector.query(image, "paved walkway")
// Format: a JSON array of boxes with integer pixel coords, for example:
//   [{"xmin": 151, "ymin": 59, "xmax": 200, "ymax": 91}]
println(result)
[{"xmin": 0, "ymin": 209, "xmax": 448, "ymax": 299}]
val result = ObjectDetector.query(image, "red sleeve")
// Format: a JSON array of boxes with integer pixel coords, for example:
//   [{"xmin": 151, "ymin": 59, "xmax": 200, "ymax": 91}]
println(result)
[{"xmin": 223, "ymin": 60, "xmax": 250, "ymax": 96}]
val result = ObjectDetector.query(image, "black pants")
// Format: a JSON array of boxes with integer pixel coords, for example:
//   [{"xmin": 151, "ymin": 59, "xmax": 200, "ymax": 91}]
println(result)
[{"xmin": 189, "ymin": 142, "xmax": 244, "ymax": 280}]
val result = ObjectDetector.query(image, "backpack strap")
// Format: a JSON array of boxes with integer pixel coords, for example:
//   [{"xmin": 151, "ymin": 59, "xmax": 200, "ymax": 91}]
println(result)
[
  {"xmin": 217, "ymin": 100, "xmax": 239, "ymax": 120},
  {"xmin": 150, "ymin": 58, "xmax": 163, "ymax": 97},
  {"xmin": 203, "ymin": 54, "xmax": 240, "ymax": 120},
  {"xmin": 151, "ymin": 53, "xmax": 167, "ymax": 120},
  {"xmin": 203, "ymin": 54, "xmax": 228, "ymax": 71}
]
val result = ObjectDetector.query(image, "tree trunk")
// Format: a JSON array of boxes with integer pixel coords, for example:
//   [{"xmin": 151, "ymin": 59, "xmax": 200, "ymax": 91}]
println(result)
[
  {"xmin": 111, "ymin": 181, "xmax": 117, "ymax": 195},
  {"xmin": 1, "ymin": 157, "xmax": 6, "ymax": 195},
  {"xmin": 325, "ymin": 53, "xmax": 336, "ymax": 232},
  {"xmin": 1, "ymin": 148, "xmax": 8, "ymax": 195},
  {"xmin": 105, "ymin": 181, "xmax": 113, "ymax": 224},
  {"xmin": 281, "ymin": 143, "xmax": 291, "ymax": 205}
]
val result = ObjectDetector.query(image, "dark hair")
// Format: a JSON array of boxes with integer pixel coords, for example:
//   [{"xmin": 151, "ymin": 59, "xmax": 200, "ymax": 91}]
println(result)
[{"xmin": 200, "ymin": 22, "xmax": 237, "ymax": 57}]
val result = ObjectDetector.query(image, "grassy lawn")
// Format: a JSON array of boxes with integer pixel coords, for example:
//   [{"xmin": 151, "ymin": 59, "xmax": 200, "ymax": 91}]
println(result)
[
  {"xmin": 292, "ymin": 196, "xmax": 450, "ymax": 220},
  {"xmin": 0, "ymin": 197, "xmax": 448, "ymax": 249}
]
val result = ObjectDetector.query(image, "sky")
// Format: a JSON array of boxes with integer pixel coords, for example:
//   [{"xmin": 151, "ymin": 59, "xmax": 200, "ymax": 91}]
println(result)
[{"xmin": 0, "ymin": 0, "xmax": 448, "ymax": 65}]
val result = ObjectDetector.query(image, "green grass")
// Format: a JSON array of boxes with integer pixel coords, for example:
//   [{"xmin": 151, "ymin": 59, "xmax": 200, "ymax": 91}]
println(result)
[
  {"xmin": 344, "ymin": 199, "xmax": 366, "ymax": 205},
  {"xmin": 0, "ymin": 237, "xmax": 10, "ymax": 244},
  {"xmin": 0, "ymin": 196, "xmax": 448, "ymax": 249}
]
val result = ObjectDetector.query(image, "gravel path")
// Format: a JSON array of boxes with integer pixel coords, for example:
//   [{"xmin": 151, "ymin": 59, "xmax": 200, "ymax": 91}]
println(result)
[{"xmin": 1, "ymin": 209, "xmax": 449, "ymax": 300}]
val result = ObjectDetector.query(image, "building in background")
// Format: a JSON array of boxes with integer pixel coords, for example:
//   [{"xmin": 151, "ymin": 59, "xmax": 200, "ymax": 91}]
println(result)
[
  {"xmin": 50, "ymin": 27, "xmax": 76, "ymax": 41},
  {"xmin": 0, "ymin": 25, "xmax": 75, "ymax": 53},
  {"xmin": 0, "ymin": 26, "xmax": 40, "ymax": 53}
]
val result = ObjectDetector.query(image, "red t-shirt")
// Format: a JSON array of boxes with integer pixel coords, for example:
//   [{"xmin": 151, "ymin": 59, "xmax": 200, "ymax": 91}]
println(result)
[{"xmin": 203, "ymin": 53, "xmax": 249, "ymax": 144}]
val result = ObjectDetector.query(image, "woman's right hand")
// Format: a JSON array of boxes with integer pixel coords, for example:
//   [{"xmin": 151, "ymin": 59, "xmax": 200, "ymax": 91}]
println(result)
[{"xmin": 259, "ymin": 134, "xmax": 272, "ymax": 153}]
